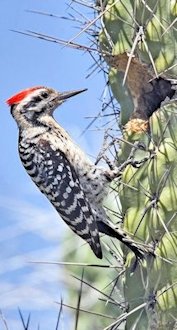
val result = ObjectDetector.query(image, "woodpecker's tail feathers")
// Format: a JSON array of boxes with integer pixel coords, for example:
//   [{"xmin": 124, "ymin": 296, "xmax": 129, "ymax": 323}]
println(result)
[
  {"xmin": 97, "ymin": 221, "xmax": 154, "ymax": 259},
  {"xmin": 89, "ymin": 239, "xmax": 103, "ymax": 259}
]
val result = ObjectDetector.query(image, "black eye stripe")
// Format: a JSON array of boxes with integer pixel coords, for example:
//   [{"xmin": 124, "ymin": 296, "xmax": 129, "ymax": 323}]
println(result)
[
  {"xmin": 33, "ymin": 96, "xmax": 42, "ymax": 103},
  {"xmin": 22, "ymin": 96, "xmax": 42, "ymax": 110},
  {"xmin": 20, "ymin": 92, "xmax": 49, "ymax": 114}
]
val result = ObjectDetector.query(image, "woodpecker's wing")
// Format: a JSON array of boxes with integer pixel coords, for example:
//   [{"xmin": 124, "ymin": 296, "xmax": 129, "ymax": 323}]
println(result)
[{"xmin": 31, "ymin": 139, "xmax": 102, "ymax": 259}]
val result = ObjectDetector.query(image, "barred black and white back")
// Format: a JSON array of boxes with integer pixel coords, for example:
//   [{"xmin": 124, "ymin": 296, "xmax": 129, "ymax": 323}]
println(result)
[{"xmin": 18, "ymin": 132, "xmax": 102, "ymax": 258}]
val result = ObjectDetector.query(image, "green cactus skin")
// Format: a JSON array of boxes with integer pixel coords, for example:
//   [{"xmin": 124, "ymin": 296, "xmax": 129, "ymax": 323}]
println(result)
[
  {"xmin": 61, "ymin": 1, "xmax": 177, "ymax": 328},
  {"xmin": 98, "ymin": 0, "xmax": 177, "ymax": 328}
]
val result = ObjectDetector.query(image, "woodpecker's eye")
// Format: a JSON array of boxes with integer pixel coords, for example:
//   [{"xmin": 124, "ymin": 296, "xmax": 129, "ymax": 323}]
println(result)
[{"xmin": 41, "ymin": 92, "xmax": 48, "ymax": 99}]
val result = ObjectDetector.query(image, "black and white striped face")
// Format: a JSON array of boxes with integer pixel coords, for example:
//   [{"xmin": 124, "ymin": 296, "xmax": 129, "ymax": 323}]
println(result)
[
  {"xmin": 10, "ymin": 87, "xmax": 63, "ymax": 124},
  {"xmin": 7, "ymin": 87, "xmax": 87, "ymax": 127}
]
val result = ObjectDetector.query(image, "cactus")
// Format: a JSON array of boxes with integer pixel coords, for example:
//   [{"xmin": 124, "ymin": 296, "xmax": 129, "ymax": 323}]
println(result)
[
  {"xmin": 98, "ymin": 0, "xmax": 177, "ymax": 328},
  {"xmin": 62, "ymin": 0, "xmax": 177, "ymax": 328},
  {"xmin": 117, "ymin": 102, "xmax": 177, "ymax": 329}
]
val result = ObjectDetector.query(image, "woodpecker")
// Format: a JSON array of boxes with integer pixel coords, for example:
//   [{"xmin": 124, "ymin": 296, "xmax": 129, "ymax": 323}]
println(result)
[{"xmin": 6, "ymin": 86, "xmax": 152, "ymax": 259}]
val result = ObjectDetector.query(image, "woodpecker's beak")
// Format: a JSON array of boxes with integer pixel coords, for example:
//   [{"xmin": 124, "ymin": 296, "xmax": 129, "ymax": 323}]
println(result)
[{"xmin": 58, "ymin": 88, "xmax": 87, "ymax": 101}]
